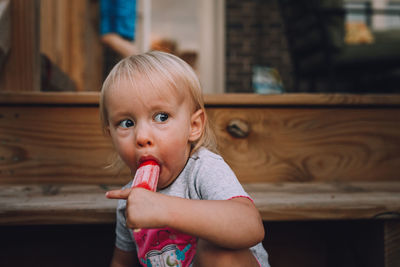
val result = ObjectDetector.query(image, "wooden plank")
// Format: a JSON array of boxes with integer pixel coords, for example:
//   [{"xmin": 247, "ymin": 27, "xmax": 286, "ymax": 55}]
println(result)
[
  {"xmin": 0, "ymin": 91, "xmax": 100, "ymax": 105},
  {"xmin": 40, "ymin": 0, "xmax": 75, "ymax": 88},
  {"xmin": 40, "ymin": 0, "xmax": 103, "ymax": 91},
  {"xmin": 0, "ymin": 103, "xmax": 399, "ymax": 184},
  {"xmin": 244, "ymin": 182, "xmax": 400, "ymax": 221},
  {"xmin": 2, "ymin": 92, "xmax": 400, "ymax": 106},
  {"xmin": 0, "ymin": 184, "xmax": 119, "ymax": 225},
  {"xmin": 0, "ymin": 0, "xmax": 11, "ymax": 69},
  {"xmin": 204, "ymin": 93, "xmax": 400, "ymax": 106},
  {"xmin": 68, "ymin": 0, "xmax": 86, "ymax": 91},
  {"xmin": 209, "ymin": 107, "xmax": 400, "ymax": 183},
  {"xmin": 385, "ymin": 221, "xmax": 400, "ymax": 267},
  {"xmin": 0, "ymin": 106, "xmax": 129, "ymax": 184},
  {"xmin": 81, "ymin": 0, "xmax": 104, "ymax": 92},
  {"xmin": 0, "ymin": 182, "xmax": 399, "ymax": 225},
  {"xmin": 0, "ymin": 0, "xmax": 40, "ymax": 92}
]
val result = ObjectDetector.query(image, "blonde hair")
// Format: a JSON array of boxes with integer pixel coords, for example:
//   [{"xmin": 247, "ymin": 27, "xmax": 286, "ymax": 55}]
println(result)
[{"xmin": 100, "ymin": 51, "xmax": 217, "ymax": 161}]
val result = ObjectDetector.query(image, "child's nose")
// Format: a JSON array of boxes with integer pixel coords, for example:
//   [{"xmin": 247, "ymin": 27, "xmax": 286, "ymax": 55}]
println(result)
[
  {"xmin": 135, "ymin": 124, "xmax": 153, "ymax": 148},
  {"xmin": 137, "ymin": 137, "xmax": 152, "ymax": 147}
]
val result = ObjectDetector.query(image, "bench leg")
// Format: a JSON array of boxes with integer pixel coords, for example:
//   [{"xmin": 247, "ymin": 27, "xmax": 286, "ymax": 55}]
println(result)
[{"xmin": 384, "ymin": 220, "xmax": 400, "ymax": 267}]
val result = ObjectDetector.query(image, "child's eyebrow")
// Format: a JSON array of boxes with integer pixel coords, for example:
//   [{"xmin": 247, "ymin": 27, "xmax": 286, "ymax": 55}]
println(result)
[
  {"xmin": 148, "ymin": 102, "xmax": 176, "ymax": 111},
  {"xmin": 142, "ymin": 95, "xmax": 178, "ymax": 109},
  {"xmin": 108, "ymin": 111, "xmax": 132, "ymax": 121}
]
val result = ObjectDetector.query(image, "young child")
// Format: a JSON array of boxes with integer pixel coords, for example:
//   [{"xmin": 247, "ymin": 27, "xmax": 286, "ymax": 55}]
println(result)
[{"xmin": 101, "ymin": 51, "xmax": 270, "ymax": 267}]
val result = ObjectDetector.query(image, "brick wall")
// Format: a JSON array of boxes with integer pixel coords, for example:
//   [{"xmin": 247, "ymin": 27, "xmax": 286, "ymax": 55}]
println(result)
[{"xmin": 225, "ymin": 0, "xmax": 293, "ymax": 93}]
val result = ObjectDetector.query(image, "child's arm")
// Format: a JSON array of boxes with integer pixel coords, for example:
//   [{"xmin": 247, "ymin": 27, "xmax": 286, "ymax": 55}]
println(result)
[
  {"xmin": 106, "ymin": 188, "xmax": 265, "ymax": 249},
  {"xmin": 166, "ymin": 195, "xmax": 265, "ymax": 249},
  {"xmin": 110, "ymin": 247, "xmax": 140, "ymax": 267}
]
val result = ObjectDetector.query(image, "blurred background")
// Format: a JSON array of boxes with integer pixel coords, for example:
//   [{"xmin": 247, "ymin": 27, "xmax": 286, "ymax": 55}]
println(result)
[{"xmin": 2, "ymin": 0, "xmax": 400, "ymax": 94}]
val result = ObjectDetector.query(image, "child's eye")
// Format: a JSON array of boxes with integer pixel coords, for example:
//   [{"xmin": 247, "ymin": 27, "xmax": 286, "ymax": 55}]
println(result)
[
  {"xmin": 154, "ymin": 113, "xmax": 169, "ymax": 122},
  {"xmin": 119, "ymin": 119, "xmax": 135, "ymax": 128}
]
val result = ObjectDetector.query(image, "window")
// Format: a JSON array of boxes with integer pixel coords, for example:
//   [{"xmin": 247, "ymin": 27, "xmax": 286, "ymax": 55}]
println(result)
[{"xmin": 136, "ymin": 0, "xmax": 225, "ymax": 94}]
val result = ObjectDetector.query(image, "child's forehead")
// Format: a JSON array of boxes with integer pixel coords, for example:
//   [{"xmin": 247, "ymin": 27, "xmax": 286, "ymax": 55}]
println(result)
[{"xmin": 110, "ymin": 74, "xmax": 191, "ymax": 107}]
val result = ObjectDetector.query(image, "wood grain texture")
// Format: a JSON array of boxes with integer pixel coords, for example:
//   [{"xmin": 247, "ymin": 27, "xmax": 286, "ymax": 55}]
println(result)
[
  {"xmin": 208, "ymin": 107, "xmax": 400, "ymax": 183},
  {"xmin": 0, "ymin": 91, "xmax": 100, "ymax": 104},
  {"xmin": 0, "ymin": 184, "xmax": 119, "ymax": 225},
  {"xmin": 0, "ymin": 92, "xmax": 400, "ymax": 108},
  {"xmin": 1, "ymin": 101, "xmax": 400, "ymax": 184},
  {"xmin": 1, "ymin": 93, "xmax": 400, "ymax": 226},
  {"xmin": 244, "ymin": 182, "xmax": 400, "ymax": 221},
  {"xmin": 1, "ymin": 182, "xmax": 399, "ymax": 225},
  {"xmin": 0, "ymin": 0, "xmax": 11, "ymax": 69},
  {"xmin": 2, "ymin": 92, "xmax": 400, "ymax": 106},
  {"xmin": 40, "ymin": 0, "xmax": 103, "ymax": 91},
  {"xmin": 385, "ymin": 221, "xmax": 400, "ymax": 267},
  {"xmin": 204, "ymin": 93, "xmax": 400, "ymax": 106},
  {"xmin": 0, "ymin": 106, "xmax": 130, "ymax": 184},
  {"xmin": 0, "ymin": 0, "xmax": 40, "ymax": 92}
]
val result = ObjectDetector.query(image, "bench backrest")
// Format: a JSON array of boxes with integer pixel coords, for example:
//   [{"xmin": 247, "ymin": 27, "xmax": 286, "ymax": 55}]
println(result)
[{"xmin": 1, "ymin": 93, "xmax": 399, "ymax": 185}]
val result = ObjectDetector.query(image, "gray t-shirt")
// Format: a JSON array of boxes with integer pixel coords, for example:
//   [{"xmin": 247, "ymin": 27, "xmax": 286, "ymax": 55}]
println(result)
[{"xmin": 115, "ymin": 147, "xmax": 270, "ymax": 266}]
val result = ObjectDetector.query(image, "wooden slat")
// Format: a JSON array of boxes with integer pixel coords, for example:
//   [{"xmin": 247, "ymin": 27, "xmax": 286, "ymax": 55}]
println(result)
[
  {"xmin": 0, "ymin": 0, "xmax": 40, "ymax": 92},
  {"xmin": 1, "ymin": 102, "xmax": 399, "ymax": 184},
  {"xmin": 204, "ymin": 93, "xmax": 400, "ymax": 106},
  {"xmin": 0, "ymin": 0, "xmax": 11, "ymax": 69},
  {"xmin": 385, "ymin": 221, "xmax": 400, "ymax": 267},
  {"xmin": 2, "ymin": 92, "xmax": 400, "ymax": 106},
  {"xmin": 0, "ymin": 184, "xmax": 119, "ymax": 225},
  {"xmin": 0, "ymin": 106, "xmax": 128, "ymax": 184},
  {"xmin": 209, "ymin": 107, "xmax": 400, "ymax": 183},
  {"xmin": 244, "ymin": 182, "xmax": 400, "ymax": 221},
  {"xmin": 40, "ymin": 0, "xmax": 103, "ymax": 92},
  {"xmin": 0, "ymin": 91, "xmax": 100, "ymax": 105},
  {"xmin": 0, "ymin": 182, "xmax": 399, "ymax": 225}
]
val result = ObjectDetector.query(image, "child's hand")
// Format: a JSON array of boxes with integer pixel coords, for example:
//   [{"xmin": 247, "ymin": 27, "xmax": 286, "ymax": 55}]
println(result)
[{"xmin": 106, "ymin": 188, "xmax": 168, "ymax": 229}]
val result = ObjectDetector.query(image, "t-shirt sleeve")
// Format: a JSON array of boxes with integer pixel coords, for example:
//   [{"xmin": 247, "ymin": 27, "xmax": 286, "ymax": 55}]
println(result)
[
  {"xmin": 193, "ymin": 152, "xmax": 251, "ymax": 201},
  {"xmin": 115, "ymin": 199, "xmax": 136, "ymax": 252},
  {"xmin": 100, "ymin": 0, "xmax": 137, "ymax": 40}
]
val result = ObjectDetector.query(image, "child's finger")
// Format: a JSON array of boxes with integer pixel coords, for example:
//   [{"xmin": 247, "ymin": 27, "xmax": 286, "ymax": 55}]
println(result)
[{"xmin": 105, "ymin": 188, "xmax": 132, "ymax": 199}]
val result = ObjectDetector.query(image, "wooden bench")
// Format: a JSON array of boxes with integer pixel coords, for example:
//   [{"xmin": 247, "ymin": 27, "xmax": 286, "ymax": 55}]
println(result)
[
  {"xmin": 1, "ymin": 92, "xmax": 400, "ymax": 266},
  {"xmin": 1, "ymin": 182, "xmax": 400, "ymax": 225}
]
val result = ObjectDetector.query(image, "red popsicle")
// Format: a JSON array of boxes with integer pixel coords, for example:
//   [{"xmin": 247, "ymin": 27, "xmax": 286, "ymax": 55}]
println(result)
[{"xmin": 132, "ymin": 160, "xmax": 160, "ymax": 191}]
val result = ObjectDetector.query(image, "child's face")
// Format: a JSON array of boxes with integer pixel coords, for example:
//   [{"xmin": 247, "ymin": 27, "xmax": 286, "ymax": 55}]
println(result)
[{"xmin": 105, "ymin": 78, "xmax": 198, "ymax": 189}]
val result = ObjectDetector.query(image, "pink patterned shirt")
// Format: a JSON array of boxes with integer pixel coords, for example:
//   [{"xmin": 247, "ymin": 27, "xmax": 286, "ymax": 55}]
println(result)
[{"xmin": 133, "ymin": 227, "xmax": 197, "ymax": 267}]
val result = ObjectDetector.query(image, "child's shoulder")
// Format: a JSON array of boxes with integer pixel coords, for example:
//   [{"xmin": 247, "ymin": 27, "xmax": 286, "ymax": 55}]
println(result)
[
  {"xmin": 189, "ymin": 148, "xmax": 233, "ymax": 174},
  {"xmin": 190, "ymin": 147, "xmax": 222, "ymax": 162}
]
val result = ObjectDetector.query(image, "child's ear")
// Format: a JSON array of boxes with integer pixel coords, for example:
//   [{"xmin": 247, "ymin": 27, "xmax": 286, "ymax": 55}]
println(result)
[
  {"xmin": 105, "ymin": 126, "xmax": 111, "ymax": 136},
  {"xmin": 189, "ymin": 109, "xmax": 205, "ymax": 142}
]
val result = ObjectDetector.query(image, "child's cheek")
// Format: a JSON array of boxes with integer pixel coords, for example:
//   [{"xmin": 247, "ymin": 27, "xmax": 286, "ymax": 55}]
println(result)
[{"xmin": 114, "ymin": 137, "xmax": 136, "ymax": 166}]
